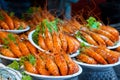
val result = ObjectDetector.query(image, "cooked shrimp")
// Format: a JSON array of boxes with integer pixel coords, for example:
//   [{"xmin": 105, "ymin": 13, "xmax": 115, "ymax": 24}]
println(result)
[
  {"xmin": 17, "ymin": 41, "xmax": 30, "ymax": 56},
  {"xmin": 13, "ymin": 19, "xmax": 21, "ymax": 29},
  {"xmin": 1, "ymin": 10, "xmax": 14, "ymax": 29},
  {"xmin": 98, "ymin": 34, "xmax": 114, "ymax": 46},
  {"xmin": 52, "ymin": 32, "xmax": 62, "ymax": 53},
  {"xmin": 38, "ymin": 34, "xmax": 48, "ymax": 50},
  {"xmin": 76, "ymin": 53, "xmax": 97, "ymax": 64},
  {"xmin": 83, "ymin": 47, "xmax": 107, "ymax": 64},
  {"xmin": 93, "ymin": 29, "xmax": 117, "ymax": 42},
  {"xmin": 59, "ymin": 32, "xmax": 68, "ymax": 52},
  {"xmin": 9, "ymin": 41, "xmax": 22, "ymax": 57},
  {"xmin": 66, "ymin": 35, "xmax": 75, "ymax": 53},
  {"xmin": 62, "ymin": 52, "xmax": 79, "ymax": 75},
  {"xmin": 80, "ymin": 31, "xmax": 98, "ymax": 46},
  {"xmin": 24, "ymin": 61, "xmax": 38, "ymax": 74},
  {"xmin": 101, "ymin": 25, "xmax": 119, "ymax": 41},
  {"xmin": 36, "ymin": 57, "xmax": 50, "ymax": 75},
  {"xmin": 0, "ymin": 20, "xmax": 9, "ymax": 29},
  {"xmin": 70, "ymin": 36, "xmax": 80, "ymax": 53},
  {"xmin": 94, "ymin": 47, "xmax": 119, "ymax": 64},
  {"xmin": 44, "ymin": 28, "xmax": 54, "ymax": 52},
  {"xmin": 40, "ymin": 53, "xmax": 60, "ymax": 76},
  {"xmin": 1, "ymin": 48, "xmax": 16, "ymax": 58},
  {"xmin": 25, "ymin": 41, "xmax": 38, "ymax": 57},
  {"xmin": 54, "ymin": 54, "xmax": 68, "ymax": 75},
  {"xmin": 86, "ymin": 31, "xmax": 106, "ymax": 47}
]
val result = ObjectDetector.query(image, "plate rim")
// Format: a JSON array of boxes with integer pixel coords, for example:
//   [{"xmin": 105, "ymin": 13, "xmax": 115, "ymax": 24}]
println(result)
[
  {"xmin": 0, "ymin": 54, "xmax": 20, "ymax": 61},
  {"xmin": 74, "ymin": 58, "xmax": 120, "ymax": 68},
  {"xmin": 0, "ymin": 26, "xmax": 30, "ymax": 34}
]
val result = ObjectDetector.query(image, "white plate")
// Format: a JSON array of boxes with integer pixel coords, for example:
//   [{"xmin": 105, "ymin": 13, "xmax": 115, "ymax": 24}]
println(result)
[
  {"xmin": 74, "ymin": 58, "xmax": 120, "ymax": 69},
  {"xmin": 77, "ymin": 37, "xmax": 120, "ymax": 49},
  {"xmin": 28, "ymin": 30, "xmax": 80, "ymax": 57},
  {"xmin": 0, "ymin": 26, "xmax": 30, "ymax": 34},
  {"xmin": 25, "ymin": 65, "xmax": 82, "ymax": 80},
  {"xmin": 0, "ymin": 54, "xmax": 20, "ymax": 61}
]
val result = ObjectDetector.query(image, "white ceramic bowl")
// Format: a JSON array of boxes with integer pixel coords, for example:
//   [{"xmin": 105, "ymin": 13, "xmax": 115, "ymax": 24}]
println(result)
[
  {"xmin": 28, "ymin": 30, "xmax": 80, "ymax": 57},
  {"xmin": 74, "ymin": 58, "xmax": 120, "ymax": 69},
  {"xmin": 77, "ymin": 37, "xmax": 120, "ymax": 49},
  {"xmin": 0, "ymin": 26, "xmax": 30, "ymax": 34},
  {"xmin": 25, "ymin": 65, "xmax": 82, "ymax": 80}
]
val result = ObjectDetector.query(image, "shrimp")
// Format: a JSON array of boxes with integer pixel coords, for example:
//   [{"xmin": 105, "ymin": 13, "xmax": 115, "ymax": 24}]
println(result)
[
  {"xmin": 86, "ymin": 31, "xmax": 106, "ymax": 47},
  {"xmin": 66, "ymin": 35, "xmax": 75, "ymax": 53},
  {"xmin": 13, "ymin": 19, "xmax": 21, "ymax": 29},
  {"xmin": 83, "ymin": 47, "xmax": 107, "ymax": 64},
  {"xmin": 1, "ymin": 48, "xmax": 16, "ymax": 58},
  {"xmin": 24, "ymin": 61, "xmax": 38, "ymax": 74},
  {"xmin": 52, "ymin": 32, "xmax": 62, "ymax": 53},
  {"xmin": 98, "ymin": 34, "xmax": 114, "ymax": 46},
  {"xmin": 25, "ymin": 41, "xmax": 38, "ymax": 57},
  {"xmin": 44, "ymin": 28, "xmax": 54, "ymax": 52},
  {"xmin": 9, "ymin": 41, "xmax": 22, "ymax": 58},
  {"xmin": 70, "ymin": 19, "xmax": 82, "ymax": 30},
  {"xmin": 59, "ymin": 32, "xmax": 67, "ymax": 52},
  {"xmin": 93, "ymin": 29, "xmax": 117, "ymax": 42},
  {"xmin": 38, "ymin": 34, "xmax": 48, "ymax": 50},
  {"xmin": 76, "ymin": 53, "xmax": 97, "ymax": 64},
  {"xmin": 0, "ymin": 20, "xmax": 9, "ymax": 30},
  {"xmin": 101, "ymin": 25, "xmax": 119, "ymax": 41},
  {"xmin": 80, "ymin": 31, "xmax": 98, "ymax": 46},
  {"xmin": 94, "ymin": 47, "xmax": 119, "ymax": 64},
  {"xmin": 36, "ymin": 57, "xmax": 50, "ymax": 75},
  {"xmin": 17, "ymin": 41, "xmax": 30, "ymax": 56},
  {"xmin": 104, "ymin": 48, "xmax": 119, "ymax": 63},
  {"xmin": 1, "ymin": 10, "xmax": 14, "ymax": 29},
  {"xmin": 34, "ymin": 13, "xmax": 42, "ymax": 22},
  {"xmin": 40, "ymin": 52, "xmax": 60, "ymax": 76},
  {"xmin": 54, "ymin": 54, "xmax": 68, "ymax": 75},
  {"xmin": 20, "ymin": 21, "xmax": 27, "ymax": 29},
  {"xmin": 71, "ymin": 36, "xmax": 80, "ymax": 52},
  {"xmin": 0, "ymin": 31, "xmax": 8, "ymax": 39},
  {"xmin": 62, "ymin": 51, "xmax": 79, "ymax": 75}
]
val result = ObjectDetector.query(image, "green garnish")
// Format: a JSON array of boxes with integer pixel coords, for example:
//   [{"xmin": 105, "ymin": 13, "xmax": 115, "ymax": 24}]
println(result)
[
  {"xmin": 8, "ymin": 33, "xmax": 16, "ymax": 43},
  {"xmin": 0, "ymin": 12, "xmax": 4, "ymax": 20},
  {"xmin": 22, "ymin": 72, "xmax": 32, "ymax": 80},
  {"xmin": 20, "ymin": 54, "xmax": 36, "ymax": 66},
  {"xmin": 18, "ymin": 25, "xmax": 24, "ymax": 30},
  {"xmin": 27, "ymin": 54, "xmax": 36, "ymax": 65},
  {"xmin": 9, "ymin": 12, "xmax": 15, "ymax": 17},
  {"xmin": 7, "ymin": 60, "xmax": 20, "ymax": 70},
  {"xmin": 86, "ymin": 16, "xmax": 100, "ymax": 30},
  {"xmin": 32, "ymin": 25, "xmax": 40, "ymax": 45},
  {"xmin": 2, "ymin": 38, "xmax": 9, "ymax": 45}
]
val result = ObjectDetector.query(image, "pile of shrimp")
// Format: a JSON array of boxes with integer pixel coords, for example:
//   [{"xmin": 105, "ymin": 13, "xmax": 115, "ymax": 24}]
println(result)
[
  {"xmin": 0, "ymin": 10, "xmax": 27, "ymax": 30},
  {"xmin": 38, "ymin": 27, "xmax": 80, "ymax": 54},
  {"xmin": 24, "ymin": 50, "xmax": 79, "ymax": 76},
  {"xmin": 59, "ymin": 19, "xmax": 82, "ymax": 34},
  {"xmin": 25, "ymin": 7, "xmax": 55, "ymax": 31},
  {"xmin": 76, "ymin": 46, "xmax": 120, "ymax": 64},
  {"xmin": 0, "ymin": 31, "xmax": 38, "ymax": 58},
  {"xmin": 76, "ymin": 25, "xmax": 119, "ymax": 47}
]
